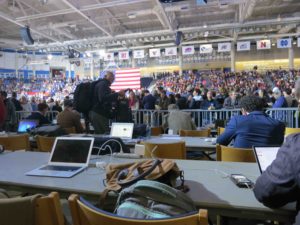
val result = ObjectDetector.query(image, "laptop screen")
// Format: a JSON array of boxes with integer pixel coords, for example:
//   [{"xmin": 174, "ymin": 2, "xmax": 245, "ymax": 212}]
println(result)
[
  {"xmin": 110, "ymin": 123, "xmax": 134, "ymax": 139},
  {"xmin": 50, "ymin": 138, "xmax": 94, "ymax": 164},
  {"xmin": 18, "ymin": 120, "xmax": 38, "ymax": 133},
  {"xmin": 253, "ymin": 146, "xmax": 280, "ymax": 173}
]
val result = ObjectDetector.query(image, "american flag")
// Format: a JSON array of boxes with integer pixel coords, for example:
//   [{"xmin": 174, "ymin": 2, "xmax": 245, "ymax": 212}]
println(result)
[{"xmin": 110, "ymin": 68, "xmax": 141, "ymax": 92}]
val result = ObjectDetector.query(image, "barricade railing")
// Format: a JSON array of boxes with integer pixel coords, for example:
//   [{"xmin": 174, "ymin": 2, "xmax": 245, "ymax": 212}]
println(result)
[
  {"xmin": 15, "ymin": 110, "xmax": 59, "ymax": 123},
  {"xmin": 265, "ymin": 108, "xmax": 299, "ymax": 128}
]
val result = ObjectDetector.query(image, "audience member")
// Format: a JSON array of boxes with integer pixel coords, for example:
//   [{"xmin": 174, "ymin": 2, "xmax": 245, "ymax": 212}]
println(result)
[
  {"xmin": 10, "ymin": 92, "xmax": 22, "ymax": 111},
  {"xmin": 216, "ymin": 95, "xmax": 285, "ymax": 148},
  {"xmin": 142, "ymin": 90, "xmax": 156, "ymax": 110},
  {"xmin": 26, "ymin": 103, "xmax": 50, "ymax": 126},
  {"xmin": 1, "ymin": 91, "xmax": 17, "ymax": 132}
]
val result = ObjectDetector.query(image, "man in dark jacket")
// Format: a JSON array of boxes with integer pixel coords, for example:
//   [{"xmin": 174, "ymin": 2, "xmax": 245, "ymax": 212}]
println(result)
[
  {"xmin": 27, "ymin": 103, "xmax": 50, "ymax": 126},
  {"xmin": 216, "ymin": 95, "xmax": 285, "ymax": 148},
  {"xmin": 253, "ymin": 79, "xmax": 300, "ymax": 225},
  {"xmin": 89, "ymin": 71, "xmax": 125, "ymax": 134},
  {"xmin": 142, "ymin": 90, "xmax": 156, "ymax": 110}
]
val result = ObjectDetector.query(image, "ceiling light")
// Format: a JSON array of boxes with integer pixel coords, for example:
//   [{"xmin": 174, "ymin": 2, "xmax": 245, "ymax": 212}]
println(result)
[{"xmin": 47, "ymin": 54, "xmax": 53, "ymax": 60}]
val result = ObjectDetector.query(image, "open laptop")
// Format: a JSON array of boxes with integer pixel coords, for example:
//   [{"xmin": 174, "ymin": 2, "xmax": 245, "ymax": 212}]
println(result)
[
  {"xmin": 18, "ymin": 120, "xmax": 38, "ymax": 133},
  {"xmin": 26, "ymin": 137, "xmax": 94, "ymax": 178},
  {"xmin": 253, "ymin": 146, "xmax": 280, "ymax": 173},
  {"xmin": 110, "ymin": 122, "xmax": 134, "ymax": 140}
]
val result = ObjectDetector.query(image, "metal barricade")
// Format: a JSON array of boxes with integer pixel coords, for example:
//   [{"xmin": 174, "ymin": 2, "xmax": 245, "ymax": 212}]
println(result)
[{"xmin": 265, "ymin": 108, "xmax": 299, "ymax": 128}]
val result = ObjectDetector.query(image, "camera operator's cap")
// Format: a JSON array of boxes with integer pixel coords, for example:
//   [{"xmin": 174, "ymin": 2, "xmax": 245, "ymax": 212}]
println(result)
[
  {"xmin": 272, "ymin": 87, "xmax": 280, "ymax": 93},
  {"xmin": 64, "ymin": 99, "xmax": 73, "ymax": 107}
]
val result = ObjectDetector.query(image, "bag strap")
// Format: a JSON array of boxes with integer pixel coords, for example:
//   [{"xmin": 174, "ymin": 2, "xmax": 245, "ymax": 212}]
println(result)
[
  {"xmin": 134, "ymin": 180, "xmax": 177, "ymax": 198},
  {"xmin": 117, "ymin": 159, "xmax": 162, "ymax": 187}
]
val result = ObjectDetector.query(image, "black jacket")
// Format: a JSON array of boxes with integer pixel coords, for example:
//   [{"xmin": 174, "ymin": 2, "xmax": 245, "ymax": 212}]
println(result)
[
  {"xmin": 92, "ymin": 79, "xmax": 118, "ymax": 118},
  {"xmin": 27, "ymin": 112, "xmax": 51, "ymax": 126},
  {"xmin": 253, "ymin": 133, "xmax": 300, "ymax": 224}
]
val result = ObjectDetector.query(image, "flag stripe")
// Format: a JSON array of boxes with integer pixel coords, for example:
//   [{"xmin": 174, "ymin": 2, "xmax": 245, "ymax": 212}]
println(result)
[{"xmin": 111, "ymin": 68, "xmax": 141, "ymax": 91}]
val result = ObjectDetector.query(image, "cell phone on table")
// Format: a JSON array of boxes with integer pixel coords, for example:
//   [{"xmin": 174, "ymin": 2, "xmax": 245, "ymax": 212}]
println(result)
[{"xmin": 230, "ymin": 174, "xmax": 254, "ymax": 189}]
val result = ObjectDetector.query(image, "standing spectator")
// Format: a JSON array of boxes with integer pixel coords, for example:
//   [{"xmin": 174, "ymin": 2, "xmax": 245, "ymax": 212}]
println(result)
[
  {"xmin": 283, "ymin": 88, "xmax": 297, "ymax": 107},
  {"xmin": 272, "ymin": 87, "xmax": 288, "ymax": 108},
  {"xmin": 142, "ymin": 90, "xmax": 156, "ymax": 110},
  {"xmin": 1, "ymin": 91, "xmax": 17, "ymax": 132},
  {"xmin": 20, "ymin": 96, "xmax": 32, "ymax": 118},
  {"xmin": 156, "ymin": 90, "xmax": 169, "ymax": 110},
  {"xmin": 188, "ymin": 89, "xmax": 202, "ymax": 109},
  {"xmin": 89, "ymin": 71, "xmax": 125, "ymax": 134},
  {"xmin": 175, "ymin": 94, "xmax": 187, "ymax": 109},
  {"xmin": 201, "ymin": 91, "xmax": 222, "ymax": 110},
  {"xmin": 116, "ymin": 94, "xmax": 132, "ymax": 122},
  {"xmin": 0, "ymin": 93, "xmax": 6, "ymax": 130},
  {"xmin": 52, "ymin": 100, "xmax": 62, "ymax": 112},
  {"xmin": 11, "ymin": 92, "xmax": 22, "ymax": 111},
  {"xmin": 30, "ymin": 97, "xmax": 38, "ymax": 111},
  {"xmin": 223, "ymin": 91, "xmax": 240, "ymax": 109},
  {"xmin": 128, "ymin": 91, "xmax": 139, "ymax": 110}
]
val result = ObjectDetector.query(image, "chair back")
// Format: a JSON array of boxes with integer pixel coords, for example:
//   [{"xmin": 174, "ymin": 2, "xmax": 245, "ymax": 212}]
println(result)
[
  {"xmin": 68, "ymin": 194, "xmax": 208, "ymax": 225},
  {"xmin": 179, "ymin": 129, "xmax": 210, "ymax": 137},
  {"xmin": 216, "ymin": 144, "xmax": 256, "ymax": 162},
  {"xmin": 36, "ymin": 135, "xmax": 55, "ymax": 152},
  {"xmin": 151, "ymin": 126, "xmax": 164, "ymax": 136},
  {"xmin": 217, "ymin": 127, "xmax": 225, "ymax": 136},
  {"xmin": 64, "ymin": 126, "xmax": 76, "ymax": 134},
  {"xmin": 143, "ymin": 141, "xmax": 186, "ymax": 159},
  {"xmin": 285, "ymin": 127, "xmax": 300, "ymax": 136},
  {"xmin": 0, "ymin": 192, "xmax": 64, "ymax": 225},
  {"xmin": 0, "ymin": 134, "xmax": 30, "ymax": 151}
]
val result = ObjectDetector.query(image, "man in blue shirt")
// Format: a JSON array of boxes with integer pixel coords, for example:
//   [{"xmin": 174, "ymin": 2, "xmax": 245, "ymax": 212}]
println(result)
[
  {"xmin": 254, "ymin": 79, "xmax": 300, "ymax": 225},
  {"xmin": 216, "ymin": 95, "xmax": 285, "ymax": 148},
  {"xmin": 142, "ymin": 90, "xmax": 156, "ymax": 110}
]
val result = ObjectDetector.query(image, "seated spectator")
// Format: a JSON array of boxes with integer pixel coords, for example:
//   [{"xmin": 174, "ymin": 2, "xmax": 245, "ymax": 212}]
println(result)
[
  {"xmin": 253, "ymin": 78, "xmax": 300, "ymax": 225},
  {"xmin": 162, "ymin": 104, "xmax": 196, "ymax": 134},
  {"xmin": 216, "ymin": 95, "xmax": 285, "ymax": 148},
  {"xmin": 201, "ymin": 91, "xmax": 222, "ymax": 110},
  {"xmin": 175, "ymin": 93, "xmax": 187, "ymax": 109},
  {"xmin": 223, "ymin": 91, "xmax": 240, "ymax": 109},
  {"xmin": 27, "ymin": 103, "xmax": 50, "ymax": 126},
  {"xmin": 283, "ymin": 88, "xmax": 297, "ymax": 107},
  {"xmin": 57, "ymin": 99, "xmax": 83, "ymax": 133},
  {"xmin": 188, "ymin": 89, "xmax": 202, "ymax": 109}
]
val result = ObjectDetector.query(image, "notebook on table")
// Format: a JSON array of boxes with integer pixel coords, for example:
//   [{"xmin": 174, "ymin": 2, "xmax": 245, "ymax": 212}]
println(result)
[
  {"xmin": 26, "ymin": 137, "xmax": 94, "ymax": 178},
  {"xmin": 253, "ymin": 146, "xmax": 280, "ymax": 173},
  {"xmin": 18, "ymin": 120, "xmax": 38, "ymax": 133}
]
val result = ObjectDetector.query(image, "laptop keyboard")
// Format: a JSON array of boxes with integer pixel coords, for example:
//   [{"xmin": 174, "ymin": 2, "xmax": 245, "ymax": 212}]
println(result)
[{"xmin": 40, "ymin": 165, "xmax": 81, "ymax": 172}]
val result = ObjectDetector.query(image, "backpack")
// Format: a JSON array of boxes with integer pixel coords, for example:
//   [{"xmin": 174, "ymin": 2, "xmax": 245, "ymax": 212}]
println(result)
[
  {"xmin": 73, "ymin": 79, "xmax": 102, "ymax": 113},
  {"xmin": 114, "ymin": 180, "xmax": 197, "ymax": 219}
]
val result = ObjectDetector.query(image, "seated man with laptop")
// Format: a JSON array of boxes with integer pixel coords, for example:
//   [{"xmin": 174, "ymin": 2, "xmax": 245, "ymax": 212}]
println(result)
[
  {"xmin": 216, "ymin": 95, "xmax": 285, "ymax": 148},
  {"xmin": 254, "ymin": 79, "xmax": 300, "ymax": 225}
]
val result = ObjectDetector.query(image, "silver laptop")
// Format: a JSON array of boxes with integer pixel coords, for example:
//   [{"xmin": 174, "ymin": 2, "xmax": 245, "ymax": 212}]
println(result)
[
  {"xmin": 253, "ymin": 146, "xmax": 280, "ymax": 174},
  {"xmin": 26, "ymin": 137, "xmax": 94, "ymax": 178},
  {"xmin": 110, "ymin": 122, "xmax": 134, "ymax": 140}
]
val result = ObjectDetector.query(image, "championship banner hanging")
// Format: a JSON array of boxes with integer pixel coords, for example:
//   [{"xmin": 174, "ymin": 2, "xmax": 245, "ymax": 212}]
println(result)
[
  {"xmin": 149, "ymin": 48, "xmax": 161, "ymax": 57},
  {"xmin": 165, "ymin": 47, "xmax": 177, "ymax": 56},
  {"xmin": 104, "ymin": 52, "xmax": 114, "ymax": 61},
  {"xmin": 237, "ymin": 41, "xmax": 251, "ymax": 51},
  {"xmin": 218, "ymin": 43, "xmax": 231, "ymax": 52},
  {"xmin": 133, "ymin": 50, "xmax": 144, "ymax": 59},
  {"xmin": 200, "ymin": 44, "xmax": 213, "ymax": 54},
  {"xmin": 118, "ymin": 51, "xmax": 129, "ymax": 60},
  {"xmin": 277, "ymin": 38, "xmax": 292, "ymax": 48},
  {"xmin": 257, "ymin": 40, "xmax": 271, "ymax": 50},
  {"xmin": 182, "ymin": 46, "xmax": 195, "ymax": 55}
]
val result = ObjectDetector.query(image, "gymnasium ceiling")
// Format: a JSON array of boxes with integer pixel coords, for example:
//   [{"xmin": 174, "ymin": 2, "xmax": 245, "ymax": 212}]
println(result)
[{"xmin": 0, "ymin": 0, "xmax": 299, "ymax": 52}]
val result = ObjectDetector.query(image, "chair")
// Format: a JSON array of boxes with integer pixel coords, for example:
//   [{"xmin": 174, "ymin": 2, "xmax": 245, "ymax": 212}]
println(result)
[
  {"xmin": 217, "ymin": 127, "xmax": 225, "ymax": 136},
  {"xmin": 0, "ymin": 134, "xmax": 30, "ymax": 151},
  {"xmin": 68, "ymin": 194, "xmax": 208, "ymax": 225},
  {"xmin": 285, "ymin": 127, "xmax": 300, "ymax": 136},
  {"xmin": 179, "ymin": 129, "xmax": 210, "ymax": 137},
  {"xmin": 216, "ymin": 144, "xmax": 256, "ymax": 162},
  {"xmin": 36, "ymin": 135, "xmax": 55, "ymax": 152},
  {"xmin": 0, "ymin": 192, "xmax": 65, "ymax": 225},
  {"xmin": 64, "ymin": 126, "xmax": 76, "ymax": 134},
  {"xmin": 151, "ymin": 126, "xmax": 164, "ymax": 136},
  {"xmin": 143, "ymin": 141, "xmax": 186, "ymax": 159}
]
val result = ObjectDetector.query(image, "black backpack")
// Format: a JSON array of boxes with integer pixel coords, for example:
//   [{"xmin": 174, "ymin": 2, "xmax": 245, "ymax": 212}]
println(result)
[{"xmin": 73, "ymin": 79, "xmax": 102, "ymax": 113}]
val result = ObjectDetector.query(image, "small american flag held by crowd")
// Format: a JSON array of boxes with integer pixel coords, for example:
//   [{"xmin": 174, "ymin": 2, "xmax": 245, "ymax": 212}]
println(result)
[{"xmin": 110, "ymin": 68, "xmax": 141, "ymax": 92}]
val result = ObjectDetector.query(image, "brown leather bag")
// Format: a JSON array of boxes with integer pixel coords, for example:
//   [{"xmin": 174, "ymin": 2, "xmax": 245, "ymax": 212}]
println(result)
[{"xmin": 103, "ymin": 159, "xmax": 185, "ymax": 192}]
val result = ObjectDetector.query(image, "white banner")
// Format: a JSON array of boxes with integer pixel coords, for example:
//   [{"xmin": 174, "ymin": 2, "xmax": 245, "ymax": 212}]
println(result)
[
  {"xmin": 218, "ymin": 42, "xmax": 231, "ymax": 52},
  {"xmin": 237, "ymin": 41, "xmax": 251, "ymax": 51},
  {"xmin": 149, "ymin": 48, "xmax": 161, "ymax": 57},
  {"xmin": 133, "ymin": 50, "xmax": 144, "ymax": 59},
  {"xmin": 298, "ymin": 37, "xmax": 300, "ymax": 47},
  {"xmin": 257, "ymin": 40, "xmax": 271, "ymax": 50},
  {"xmin": 119, "ymin": 51, "xmax": 129, "ymax": 60},
  {"xmin": 104, "ymin": 52, "xmax": 114, "ymax": 61},
  {"xmin": 277, "ymin": 38, "xmax": 292, "ymax": 48},
  {"xmin": 200, "ymin": 44, "xmax": 213, "ymax": 54},
  {"xmin": 165, "ymin": 47, "xmax": 177, "ymax": 56},
  {"xmin": 182, "ymin": 46, "xmax": 194, "ymax": 55}
]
